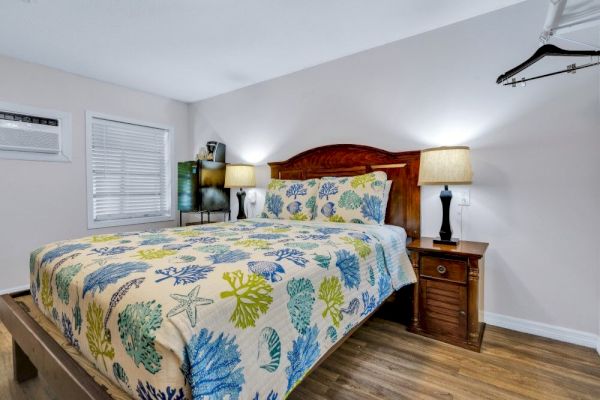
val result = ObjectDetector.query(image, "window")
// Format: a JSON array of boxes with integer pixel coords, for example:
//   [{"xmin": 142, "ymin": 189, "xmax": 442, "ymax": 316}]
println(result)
[{"xmin": 86, "ymin": 112, "xmax": 174, "ymax": 229}]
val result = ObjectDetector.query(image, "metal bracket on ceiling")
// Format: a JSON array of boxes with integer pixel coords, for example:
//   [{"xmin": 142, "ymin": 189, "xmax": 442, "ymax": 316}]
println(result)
[{"xmin": 540, "ymin": 0, "xmax": 600, "ymax": 44}]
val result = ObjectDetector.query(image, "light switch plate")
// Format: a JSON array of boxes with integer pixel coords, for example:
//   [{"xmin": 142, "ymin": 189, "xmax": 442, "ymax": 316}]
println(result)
[{"xmin": 456, "ymin": 189, "xmax": 470, "ymax": 206}]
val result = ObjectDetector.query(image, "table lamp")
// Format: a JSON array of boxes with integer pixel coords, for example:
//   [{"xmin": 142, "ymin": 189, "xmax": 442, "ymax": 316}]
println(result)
[
  {"xmin": 224, "ymin": 164, "xmax": 256, "ymax": 220},
  {"xmin": 418, "ymin": 146, "xmax": 472, "ymax": 245}
]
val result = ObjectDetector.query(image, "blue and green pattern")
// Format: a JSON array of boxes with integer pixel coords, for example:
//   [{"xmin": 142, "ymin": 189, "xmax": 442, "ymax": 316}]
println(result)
[
  {"xmin": 315, "ymin": 172, "xmax": 388, "ymax": 225},
  {"xmin": 30, "ymin": 218, "xmax": 414, "ymax": 399},
  {"xmin": 261, "ymin": 179, "xmax": 319, "ymax": 220}
]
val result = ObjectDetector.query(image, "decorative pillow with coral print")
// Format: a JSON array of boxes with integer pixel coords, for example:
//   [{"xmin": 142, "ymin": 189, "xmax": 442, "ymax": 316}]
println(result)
[
  {"xmin": 314, "ymin": 171, "xmax": 388, "ymax": 225},
  {"xmin": 261, "ymin": 178, "xmax": 319, "ymax": 220}
]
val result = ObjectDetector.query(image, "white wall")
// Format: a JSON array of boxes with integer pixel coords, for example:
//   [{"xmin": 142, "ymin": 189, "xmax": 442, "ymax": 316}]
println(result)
[
  {"xmin": 190, "ymin": 0, "xmax": 600, "ymax": 339},
  {"xmin": 0, "ymin": 55, "xmax": 191, "ymax": 293}
]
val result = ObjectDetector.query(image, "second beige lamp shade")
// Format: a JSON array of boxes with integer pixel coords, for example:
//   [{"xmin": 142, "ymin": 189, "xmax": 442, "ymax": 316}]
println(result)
[
  {"xmin": 225, "ymin": 164, "xmax": 256, "ymax": 220},
  {"xmin": 418, "ymin": 146, "xmax": 472, "ymax": 245}
]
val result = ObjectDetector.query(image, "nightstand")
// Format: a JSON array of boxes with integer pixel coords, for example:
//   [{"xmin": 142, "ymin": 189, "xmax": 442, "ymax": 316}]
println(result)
[{"xmin": 407, "ymin": 237, "xmax": 488, "ymax": 351}]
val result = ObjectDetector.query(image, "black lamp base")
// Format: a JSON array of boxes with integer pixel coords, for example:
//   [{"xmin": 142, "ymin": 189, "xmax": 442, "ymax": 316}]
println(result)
[
  {"xmin": 433, "ymin": 237, "xmax": 460, "ymax": 246},
  {"xmin": 236, "ymin": 188, "xmax": 247, "ymax": 220},
  {"xmin": 438, "ymin": 185, "xmax": 458, "ymax": 246}
]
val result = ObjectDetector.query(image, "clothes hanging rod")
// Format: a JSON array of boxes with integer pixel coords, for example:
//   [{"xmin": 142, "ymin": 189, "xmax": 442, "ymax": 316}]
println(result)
[
  {"xmin": 540, "ymin": 0, "xmax": 600, "ymax": 42},
  {"xmin": 540, "ymin": 0, "xmax": 567, "ymax": 43}
]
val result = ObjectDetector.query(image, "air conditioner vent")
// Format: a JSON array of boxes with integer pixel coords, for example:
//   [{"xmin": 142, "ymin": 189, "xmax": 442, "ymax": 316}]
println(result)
[{"xmin": 0, "ymin": 102, "xmax": 71, "ymax": 162}]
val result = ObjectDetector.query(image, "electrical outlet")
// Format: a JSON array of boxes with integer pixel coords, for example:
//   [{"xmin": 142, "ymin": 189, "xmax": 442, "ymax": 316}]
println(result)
[{"xmin": 456, "ymin": 189, "xmax": 470, "ymax": 206}]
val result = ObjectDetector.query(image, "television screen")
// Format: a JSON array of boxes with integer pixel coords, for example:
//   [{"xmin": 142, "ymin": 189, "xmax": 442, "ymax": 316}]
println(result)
[
  {"xmin": 199, "ymin": 161, "xmax": 229, "ymax": 211},
  {"xmin": 200, "ymin": 187, "xmax": 230, "ymax": 211},
  {"xmin": 200, "ymin": 161, "xmax": 226, "ymax": 186}
]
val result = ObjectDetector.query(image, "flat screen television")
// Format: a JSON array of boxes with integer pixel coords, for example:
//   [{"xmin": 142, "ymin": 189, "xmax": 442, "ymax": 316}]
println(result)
[
  {"xmin": 177, "ymin": 161, "xmax": 230, "ymax": 212},
  {"xmin": 199, "ymin": 161, "xmax": 229, "ymax": 211}
]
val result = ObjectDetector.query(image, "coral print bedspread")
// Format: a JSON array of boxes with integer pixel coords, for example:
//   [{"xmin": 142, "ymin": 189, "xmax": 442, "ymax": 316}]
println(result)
[{"xmin": 30, "ymin": 218, "xmax": 415, "ymax": 400}]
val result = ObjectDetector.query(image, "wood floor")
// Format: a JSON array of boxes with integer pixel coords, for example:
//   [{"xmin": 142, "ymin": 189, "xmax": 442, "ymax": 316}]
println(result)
[{"xmin": 1, "ymin": 318, "xmax": 599, "ymax": 400}]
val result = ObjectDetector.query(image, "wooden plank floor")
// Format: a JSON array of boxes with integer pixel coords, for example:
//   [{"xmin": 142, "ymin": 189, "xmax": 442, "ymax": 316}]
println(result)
[{"xmin": 2, "ymin": 318, "xmax": 599, "ymax": 400}]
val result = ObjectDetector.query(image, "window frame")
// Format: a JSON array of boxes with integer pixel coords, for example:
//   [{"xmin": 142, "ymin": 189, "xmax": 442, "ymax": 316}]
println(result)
[{"xmin": 85, "ymin": 111, "xmax": 175, "ymax": 229}]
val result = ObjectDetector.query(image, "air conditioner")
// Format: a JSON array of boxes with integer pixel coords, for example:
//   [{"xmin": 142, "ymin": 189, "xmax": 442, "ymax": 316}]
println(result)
[
  {"xmin": 0, "ymin": 111, "xmax": 61, "ymax": 154},
  {"xmin": 0, "ymin": 102, "xmax": 71, "ymax": 162}
]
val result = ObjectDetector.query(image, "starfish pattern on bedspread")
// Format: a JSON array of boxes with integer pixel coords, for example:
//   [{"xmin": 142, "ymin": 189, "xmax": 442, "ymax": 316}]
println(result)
[{"xmin": 167, "ymin": 285, "xmax": 214, "ymax": 328}]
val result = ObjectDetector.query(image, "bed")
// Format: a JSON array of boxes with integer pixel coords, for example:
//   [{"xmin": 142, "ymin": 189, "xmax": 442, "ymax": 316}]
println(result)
[{"xmin": 0, "ymin": 144, "xmax": 421, "ymax": 400}]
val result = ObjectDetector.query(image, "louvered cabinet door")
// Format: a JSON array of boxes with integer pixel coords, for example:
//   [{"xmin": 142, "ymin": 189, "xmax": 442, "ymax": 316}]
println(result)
[{"xmin": 419, "ymin": 279, "xmax": 467, "ymax": 340}]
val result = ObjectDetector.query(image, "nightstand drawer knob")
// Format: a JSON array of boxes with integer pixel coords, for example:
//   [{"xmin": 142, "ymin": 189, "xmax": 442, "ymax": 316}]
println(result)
[
  {"xmin": 459, "ymin": 310, "xmax": 466, "ymax": 316},
  {"xmin": 436, "ymin": 265, "xmax": 447, "ymax": 274}
]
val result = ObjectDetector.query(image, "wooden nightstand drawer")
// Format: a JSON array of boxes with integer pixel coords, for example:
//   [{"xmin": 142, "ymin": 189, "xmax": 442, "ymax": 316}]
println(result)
[{"xmin": 421, "ymin": 256, "xmax": 467, "ymax": 284}]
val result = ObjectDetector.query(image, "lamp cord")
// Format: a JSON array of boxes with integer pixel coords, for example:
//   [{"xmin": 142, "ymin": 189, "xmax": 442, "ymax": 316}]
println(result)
[{"xmin": 458, "ymin": 204, "xmax": 464, "ymax": 240}]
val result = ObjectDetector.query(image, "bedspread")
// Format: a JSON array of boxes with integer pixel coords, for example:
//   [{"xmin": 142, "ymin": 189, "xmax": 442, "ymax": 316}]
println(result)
[{"xmin": 30, "ymin": 218, "xmax": 415, "ymax": 400}]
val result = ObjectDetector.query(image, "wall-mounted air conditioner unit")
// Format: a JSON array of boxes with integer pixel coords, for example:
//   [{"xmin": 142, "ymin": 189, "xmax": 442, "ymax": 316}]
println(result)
[{"xmin": 0, "ymin": 101, "xmax": 72, "ymax": 162}]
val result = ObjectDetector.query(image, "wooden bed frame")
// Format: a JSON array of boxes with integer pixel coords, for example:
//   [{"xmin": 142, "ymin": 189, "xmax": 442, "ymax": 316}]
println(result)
[{"xmin": 0, "ymin": 144, "xmax": 421, "ymax": 399}]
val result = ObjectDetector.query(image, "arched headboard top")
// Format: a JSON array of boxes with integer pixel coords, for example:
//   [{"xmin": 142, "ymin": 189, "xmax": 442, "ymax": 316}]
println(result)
[{"xmin": 268, "ymin": 144, "xmax": 421, "ymax": 240}]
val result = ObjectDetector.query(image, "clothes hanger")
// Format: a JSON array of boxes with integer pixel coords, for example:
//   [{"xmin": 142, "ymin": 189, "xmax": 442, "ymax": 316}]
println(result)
[{"xmin": 496, "ymin": 44, "xmax": 600, "ymax": 85}]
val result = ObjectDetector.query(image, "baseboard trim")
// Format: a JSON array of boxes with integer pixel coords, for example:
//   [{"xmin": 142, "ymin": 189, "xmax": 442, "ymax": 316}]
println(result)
[
  {"xmin": 0, "ymin": 284, "xmax": 29, "ymax": 296},
  {"xmin": 484, "ymin": 311, "xmax": 598, "ymax": 349}
]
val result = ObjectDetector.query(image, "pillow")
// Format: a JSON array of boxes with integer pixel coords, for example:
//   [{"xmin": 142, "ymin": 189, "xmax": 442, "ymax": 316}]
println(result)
[
  {"xmin": 261, "ymin": 178, "xmax": 319, "ymax": 220},
  {"xmin": 315, "ymin": 171, "xmax": 388, "ymax": 224}
]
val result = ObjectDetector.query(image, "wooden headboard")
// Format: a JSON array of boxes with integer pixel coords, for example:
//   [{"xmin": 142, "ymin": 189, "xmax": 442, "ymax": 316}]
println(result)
[{"xmin": 268, "ymin": 144, "xmax": 421, "ymax": 239}]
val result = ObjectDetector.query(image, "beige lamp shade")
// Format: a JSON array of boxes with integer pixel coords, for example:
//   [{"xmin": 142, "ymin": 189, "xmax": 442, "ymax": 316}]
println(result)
[
  {"xmin": 418, "ymin": 146, "xmax": 472, "ymax": 185},
  {"xmin": 224, "ymin": 164, "xmax": 256, "ymax": 188}
]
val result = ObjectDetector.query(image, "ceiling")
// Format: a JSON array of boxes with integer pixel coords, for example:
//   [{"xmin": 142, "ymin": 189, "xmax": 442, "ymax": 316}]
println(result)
[{"xmin": 1, "ymin": 0, "xmax": 526, "ymax": 102}]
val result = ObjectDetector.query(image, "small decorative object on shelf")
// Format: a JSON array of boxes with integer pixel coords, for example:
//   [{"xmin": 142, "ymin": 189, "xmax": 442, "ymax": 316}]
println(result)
[
  {"xmin": 407, "ymin": 237, "xmax": 488, "ymax": 352},
  {"xmin": 418, "ymin": 146, "xmax": 472, "ymax": 245},
  {"xmin": 196, "ymin": 146, "xmax": 209, "ymax": 160},
  {"xmin": 224, "ymin": 164, "xmax": 256, "ymax": 220},
  {"xmin": 206, "ymin": 141, "xmax": 226, "ymax": 162}
]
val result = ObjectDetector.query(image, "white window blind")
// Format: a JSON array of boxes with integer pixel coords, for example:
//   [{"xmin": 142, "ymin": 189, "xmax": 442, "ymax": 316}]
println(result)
[{"xmin": 87, "ymin": 114, "xmax": 172, "ymax": 228}]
